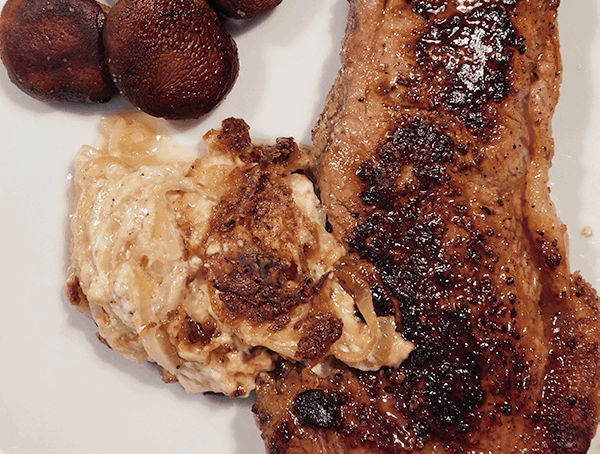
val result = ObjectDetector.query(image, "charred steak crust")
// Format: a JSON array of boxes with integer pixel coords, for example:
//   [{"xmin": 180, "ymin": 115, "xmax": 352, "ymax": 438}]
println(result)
[{"xmin": 253, "ymin": 0, "xmax": 600, "ymax": 453}]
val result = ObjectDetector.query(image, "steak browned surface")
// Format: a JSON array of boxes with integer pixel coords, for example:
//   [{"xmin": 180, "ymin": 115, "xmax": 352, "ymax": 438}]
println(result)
[{"xmin": 252, "ymin": 0, "xmax": 600, "ymax": 452}]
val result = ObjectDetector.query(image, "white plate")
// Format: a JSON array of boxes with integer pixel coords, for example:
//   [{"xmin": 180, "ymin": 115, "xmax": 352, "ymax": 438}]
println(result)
[{"xmin": 0, "ymin": 0, "xmax": 598, "ymax": 452}]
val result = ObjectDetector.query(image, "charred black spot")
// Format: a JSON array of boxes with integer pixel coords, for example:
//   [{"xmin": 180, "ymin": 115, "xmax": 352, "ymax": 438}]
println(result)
[
  {"xmin": 347, "ymin": 119, "xmax": 532, "ymax": 440},
  {"xmin": 370, "ymin": 283, "xmax": 396, "ymax": 316},
  {"xmin": 537, "ymin": 237, "xmax": 563, "ymax": 270},
  {"xmin": 448, "ymin": 88, "xmax": 467, "ymax": 107},
  {"xmin": 294, "ymin": 389, "xmax": 342, "ymax": 429},
  {"xmin": 410, "ymin": 0, "xmax": 446, "ymax": 18},
  {"xmin": 415, "ymin": 3, "xmax": 522, "ymax": 132},
  {"xmin": 358, "ymin": 120, "xmax": 456, "ymax": 207}
]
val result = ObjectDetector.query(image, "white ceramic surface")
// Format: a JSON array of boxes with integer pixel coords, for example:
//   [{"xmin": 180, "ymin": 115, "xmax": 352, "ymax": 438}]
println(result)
[{"xmin": 0, "ymin": 0, "xmax": 598, "ymax": 452}]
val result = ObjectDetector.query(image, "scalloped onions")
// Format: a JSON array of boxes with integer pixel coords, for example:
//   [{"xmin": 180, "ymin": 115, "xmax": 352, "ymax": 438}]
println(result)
[{"xmin": 66, "ymin": 113, "xmax": 413, "ymax": 397}]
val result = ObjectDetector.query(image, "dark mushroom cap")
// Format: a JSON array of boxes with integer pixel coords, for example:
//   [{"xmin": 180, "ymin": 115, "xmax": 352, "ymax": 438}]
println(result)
[
  {"xmin": 0, "ymin": 0, "xmax": 118, "ymax": 103},
  {"xmin": 208, "ymin": 0, "xmax": 283, "ymax": 19},
  {"xmin": 103, "ymin": 0, "xmax": 239, "ymax": 120}
]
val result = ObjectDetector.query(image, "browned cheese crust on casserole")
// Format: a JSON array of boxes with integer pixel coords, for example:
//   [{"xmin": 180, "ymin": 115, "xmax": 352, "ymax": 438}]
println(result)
[{"xmin": 252, "ymin": 0, "xmax": 600, "ymax": 452}]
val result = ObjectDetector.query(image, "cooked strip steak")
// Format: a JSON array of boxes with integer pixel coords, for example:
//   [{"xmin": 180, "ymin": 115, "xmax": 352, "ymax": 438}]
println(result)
[{"xmin": 253, "ymin": 0, "xmax": 600, "ymax": 452}]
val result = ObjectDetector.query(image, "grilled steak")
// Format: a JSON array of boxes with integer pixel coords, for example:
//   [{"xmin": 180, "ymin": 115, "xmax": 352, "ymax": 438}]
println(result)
[{"xmin": 252, "ymin": 0, "xmax": 600, "ymax": 452}]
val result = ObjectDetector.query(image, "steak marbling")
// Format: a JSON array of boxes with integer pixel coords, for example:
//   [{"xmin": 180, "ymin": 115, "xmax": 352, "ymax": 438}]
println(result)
[{"xmin": 252, "ymin": 0, "xmax": 600, "ymax": 452}]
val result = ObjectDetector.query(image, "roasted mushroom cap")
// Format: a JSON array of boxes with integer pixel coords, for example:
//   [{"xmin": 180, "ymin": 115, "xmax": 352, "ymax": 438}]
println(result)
[
  {"xmin": 103, "ymin": 0, "xmax": 239, "ymax": 120},
  {"xmin": 0, "ymin": 0, "xmax": 118, "ymax": 103},
  {"xmin": 208, "ymin": 0, "xmax": 283, "ymax": 19}
]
